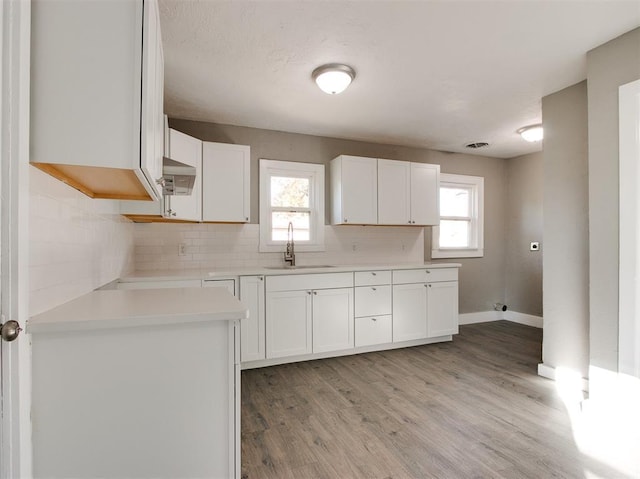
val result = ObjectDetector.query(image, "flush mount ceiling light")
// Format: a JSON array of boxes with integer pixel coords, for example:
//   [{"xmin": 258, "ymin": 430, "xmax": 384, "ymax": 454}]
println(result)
[
  {"xmin": 312, "ymin": 64, "xmax": 356, "ymax": 95},
  {"xmin": 518, "ymin": 124, "xmax": 544, "ymax": 142}
]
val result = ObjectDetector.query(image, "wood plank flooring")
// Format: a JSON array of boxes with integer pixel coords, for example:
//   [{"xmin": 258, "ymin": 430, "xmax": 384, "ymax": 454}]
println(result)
[{"xmin": 240, "ymin": 321, "xmax": 615, "ymax": 478}]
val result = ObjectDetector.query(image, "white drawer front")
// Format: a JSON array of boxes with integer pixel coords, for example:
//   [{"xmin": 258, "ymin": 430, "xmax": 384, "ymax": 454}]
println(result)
[
  {"xmin": 355, "ymin": 315, "xmax": 392, "ymax": 347},
  {"xmin": 354, "ymin": 270, "xmax": 392, "ymax": 286},
  {"xmin": 266, "ymin": 272, "xmax": 353, "ymax": 292},
  {"xmin": 355, "ymin": 285, "xmax": 391, "ymax": 317},
  {"xmin": 393, "ymin": 268, "xmax": 458, "ymax": 284}
]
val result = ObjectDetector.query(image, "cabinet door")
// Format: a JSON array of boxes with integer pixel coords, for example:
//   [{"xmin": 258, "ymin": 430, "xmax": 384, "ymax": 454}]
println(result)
[
  {"xmin": 202, "ymin": 142, "xmax": 250, "ymax": 222},
  {"xmin": 266, "ymin": 290, "xmax": 312, "ymax": 358},
  {"xmin": 392, "ymin": 283, "xmax": 427, "ymax": 342},
  {"xmin": 410, "ymin": 163, "xmax": 440, "ymax": 225},
  {"xmin": 140, "ymin": 0, "xmax": 163, "ymax": 198},
  {"xmin": 333, "ymin": 156, "xmax": 377, "ymax": 224},
  {"xmin": 427, "ymin": 281, "xmax": 459, "ymax": 337},
  {"xmin": 378, "ymin": 159, "xmax": 411, "ymax": 225},
  {"xmin": 166, "ymin": 129, "xmax": 202, "ymax": 221},
  {"xmin": 312, "ymin": 288, "xmax": 354, "ymax": 353},
  {"xmin": 239, "ymin": 276, "xmax": 266, "ymax": 362}
]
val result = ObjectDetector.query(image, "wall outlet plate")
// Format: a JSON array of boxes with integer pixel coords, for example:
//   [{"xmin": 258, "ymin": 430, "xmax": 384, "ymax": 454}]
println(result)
[{"xmin": 530, "ymin": 241, "xmax": 540, "ymax": 251}]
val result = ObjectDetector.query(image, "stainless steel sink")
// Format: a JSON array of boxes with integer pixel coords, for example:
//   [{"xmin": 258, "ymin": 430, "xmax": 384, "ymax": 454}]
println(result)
[{"xmin": 263, "ymin": 265, "xmax": 336, "ymax": 270}]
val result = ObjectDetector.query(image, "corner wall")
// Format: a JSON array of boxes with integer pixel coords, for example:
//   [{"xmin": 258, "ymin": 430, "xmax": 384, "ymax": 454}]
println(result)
[
  {"xmin": 541, "ymin": 81, "xmax": 590, "ymax": 379},
  {"xmin": 586, "ymin": 27, "xmax": 640, "ymax": 397}
]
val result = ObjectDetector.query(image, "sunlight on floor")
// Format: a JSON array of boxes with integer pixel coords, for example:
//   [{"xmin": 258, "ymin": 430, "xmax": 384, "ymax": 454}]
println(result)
[{"xmin": 554, "ymin": 367, "xmax": 640, "ymax": 479}]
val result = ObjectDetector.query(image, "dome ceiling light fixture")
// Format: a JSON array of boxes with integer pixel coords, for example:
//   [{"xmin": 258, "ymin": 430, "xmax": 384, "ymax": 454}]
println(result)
[
  {"xmin": 312, "ymin": 63, "xmax": 356, "ymax": 95},
  {"xmin": 518, "ymin": 124, "xmax": 544, "ymax": 142}
]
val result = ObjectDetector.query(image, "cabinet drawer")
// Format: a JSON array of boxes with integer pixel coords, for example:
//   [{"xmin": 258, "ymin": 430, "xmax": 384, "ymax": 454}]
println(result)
[
  {"xmin": 355, "ymin": 285, "xmax": 391, "ymax": 317},
  {"xmin": 266, "ymin": 272, "xmax": 353, "ymax": 292},
  {"xmin": 354, "ymin": 270, "xmax": 391, "ymax": 286},
  {"xmin": 355, "ymin": 315, "xmax": 392, "ymax": 347},
  {"xmin": 393, "ymin": 268, "xmax": 458, "ymax": 284}
]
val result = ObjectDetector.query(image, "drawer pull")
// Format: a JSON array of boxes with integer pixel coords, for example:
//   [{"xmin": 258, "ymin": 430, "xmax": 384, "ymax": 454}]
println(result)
[
  {"xmin": 313, "ymin": 291, "xmax": 317, "ymax": 295},
  {"xmin": 371, "ymin": 272, "xmax": 377, "ymax": 276},
  {"xmin": 371, "ymin": 287, "xmax": 377, "ymax": 291},
  {"xmin": 371, "ymin": 317, "xmax": 377, "ymax": 322},
  {"xmin": 307, "ymin": 291, "xmax": 312, "ymax": 295},
  {"xmin": 426, "ymin": 269, "xmax": 431, "ymax": 274}
]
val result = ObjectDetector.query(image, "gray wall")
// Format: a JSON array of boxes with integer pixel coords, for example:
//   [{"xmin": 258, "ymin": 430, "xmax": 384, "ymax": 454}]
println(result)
[
  {"xmin": 587, "ymin": 28, "xmax": 640, "ymax": 379},
  {"xmin": 504, "ymin": 152, "xmax": 543, "ymax": 317},
  {"xmin": 541, "ymin": 81, "xmax": 590, "ymax": 378},
  {"xmin": 170, "ymin": 118, "xmax": 508, "ymax": 315}
]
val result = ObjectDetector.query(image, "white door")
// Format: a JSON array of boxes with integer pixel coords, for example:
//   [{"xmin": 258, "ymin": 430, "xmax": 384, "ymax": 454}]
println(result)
[
  {"xmin": 341, "ymin": 156, "xmax": 377, "ymax": 224},
  {"xmin": 392, "ymin": 283, "xmax": 427, "ymax": 342},
  {"xmin": 1, "ymin": 1, "xmax": 31, "ymax": 477},
  {"xmin": 377, "ymin": 159, "xmax": 410, "ymax": 225},
  {"xmin": 202, "ymin": 142, "xmax": 250, "ymax": 222},
  {"xmin": 427, "ymin": 281, "xmax": 459, "ymax": 337},
  {"xmin": 239, "ymin": 276, "xmax": 266, "ymax": 362},
  {"xmin": 410, "ymin": 162, "xmax": 440, "ymax": 225},
  {"xmin": 265, "ymin": 290, "xmax": 312, "ymax": 358},
  {"xmin": 312, "ymin": 288, "xmax": 354, "ymax": 353}
]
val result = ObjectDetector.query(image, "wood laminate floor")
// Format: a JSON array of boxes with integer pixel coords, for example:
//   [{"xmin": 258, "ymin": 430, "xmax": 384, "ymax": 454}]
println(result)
[{"xmin": 241, "ymin": 321, "xmax": 630, "ymax": 479}]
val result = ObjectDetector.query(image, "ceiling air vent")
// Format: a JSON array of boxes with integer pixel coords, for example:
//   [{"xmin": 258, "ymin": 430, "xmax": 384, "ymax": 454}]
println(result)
[{"xmin": 465, "ymin": 142, "xmax": 489, "ymax": 149}]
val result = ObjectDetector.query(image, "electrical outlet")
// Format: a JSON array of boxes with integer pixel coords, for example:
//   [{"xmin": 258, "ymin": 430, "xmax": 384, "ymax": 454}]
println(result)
[
  {"xmin": 530, "ymin": 242, "xmax": 540, "ymax": 251},
  {"xmin": 178, "ymin": 243, "xmax": 187, "ymax": 256}
]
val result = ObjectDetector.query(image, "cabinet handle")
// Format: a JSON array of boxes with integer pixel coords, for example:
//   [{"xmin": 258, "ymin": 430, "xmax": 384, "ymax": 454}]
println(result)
[
  {"xmin": 407, "ymin": 220, "xmax": 412, "ymax": 224},
  {"xmin": 428, "ymin": 284, "xmax": 432, "ymax": 288},
  {"xmin": 344, "ymin": 218, "xmax": 348, "ymax": 223},
  {"xmin": 371, "ymin": 287, "xmax": 377, "ymax": 291},
  {"xmin": 313, "ymin": 291, "xmax": 317, "ymax": 295},
  {"xmin": 371, "ymin": 317, "xmax": 377, "ymax": 322},
  {"xmin": 371, "ymin": 272, "xmax": 377, "ymax": 276},
  {"xmin": 307, "ymin": 291, "xmax": 312, "ymax": 295},
  {"xmin": 245, "ymin": 217, "xmax": 249, "ymax": 221},
  {"xmin": 412, "ymin": 220, "xmax": 416, "ymax": 224},
  {"xmin": 426, "ymin": 269, "xmax": 431, "ymax": 274},
  {"xmin": 424, "ymin": 284, "xmax": 428, "ymax": 287},
  {"xmin": 259, "ymin": 276, "xmax": 263, "ymax": 281}
]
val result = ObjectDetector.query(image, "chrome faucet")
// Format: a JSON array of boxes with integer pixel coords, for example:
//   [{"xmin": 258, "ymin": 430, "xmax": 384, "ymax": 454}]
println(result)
[{"xmin": 284, "ymin": 221, "xmax": 296, "ymax": 267}]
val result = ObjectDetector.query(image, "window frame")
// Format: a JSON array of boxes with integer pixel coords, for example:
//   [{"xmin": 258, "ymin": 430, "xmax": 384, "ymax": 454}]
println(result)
[
  {"xmin": 432, "ymin": 173, "xmax": 484, "ymax": 259},
  {"xmin": 259, "ymin": 159, "xmax": 325, "ymax": 252}
]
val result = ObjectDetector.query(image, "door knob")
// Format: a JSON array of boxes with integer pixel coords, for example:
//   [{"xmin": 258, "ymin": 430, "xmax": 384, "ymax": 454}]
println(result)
[{"xmin": 0, "ymin": 320, "xmax": 22, "ymax": 342}]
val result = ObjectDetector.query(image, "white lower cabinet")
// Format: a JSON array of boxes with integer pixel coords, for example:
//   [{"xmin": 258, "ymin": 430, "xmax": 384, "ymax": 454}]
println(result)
[
  {"xmin": 427, "ymin": 281, "xmax": 459, "ymax": 337},
  {"xmin": 239, "ymin": 276, "xmax": 266, "ymax": 362},
  {"xmin": 392, "ymin": 282, "xmax": 428, "ymax": 342},
  {"xmin": 312, "ymin": 288, "xmax": 354, "ymax": 353},
  {"xmin": 266, "ymin": 289, "xmax": 312, "ymax": 358}
]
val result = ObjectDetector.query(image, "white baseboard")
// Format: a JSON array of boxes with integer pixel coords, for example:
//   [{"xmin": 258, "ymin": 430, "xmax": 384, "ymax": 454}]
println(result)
[
  {"xmin": 458, "ymin": 311, "xmax": 502, "ymax": 325},
  {"xmin": 538, "ymin": 363, "xmax": 590, "ymax": 391},
  {"xmin": 459, "ymin": 310, "xmax": 543, "ymax": 328},
  {"xmin": 504, "ymin": 311, "xmax": 543, "ymax": 328}
]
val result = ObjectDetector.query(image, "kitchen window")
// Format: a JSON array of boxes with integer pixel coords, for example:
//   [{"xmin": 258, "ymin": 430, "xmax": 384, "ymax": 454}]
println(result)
[
  {"xmin": 259, "ymin": 159, "xmax": 325, "ymax": 252},
  {"xmin": 432, "ymin": 173, "xmax": 484, "ymax": 258}
]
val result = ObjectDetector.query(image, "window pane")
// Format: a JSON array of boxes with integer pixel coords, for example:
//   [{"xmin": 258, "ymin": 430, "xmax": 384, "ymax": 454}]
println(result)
[
  {"xmin": 440, "ymin": 187, "xmax": 470, "ymax": 217},
  {"xmin": 439, "ymin": 220, "xmax": 470, "ymax": 248},
  {"xmin": 271, "ymin": 176, "xmax": 309, "ymax": 208},
  {"xmin": 272, "ymin": 212, "xmax": 310, "ymax": 241}
]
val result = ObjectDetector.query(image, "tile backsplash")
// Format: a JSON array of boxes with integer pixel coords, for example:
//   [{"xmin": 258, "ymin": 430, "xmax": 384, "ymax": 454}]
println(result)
[
  {"xmin": 30, "ymin": 167, "xmax": 135, "ymax": 315},
  {"xmin": 134, "ymin": 223, "xmax": 424, "ymax": 271}
]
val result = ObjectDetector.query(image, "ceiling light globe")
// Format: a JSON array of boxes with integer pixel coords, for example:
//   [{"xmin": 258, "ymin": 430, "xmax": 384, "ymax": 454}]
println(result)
[
  {"xmin": 312, "ymin": 64, "xmax": 355, "ymax": 95},
  {"xmin": 519, "ymin": 125, "xmax": 544, "ymax": 142}
]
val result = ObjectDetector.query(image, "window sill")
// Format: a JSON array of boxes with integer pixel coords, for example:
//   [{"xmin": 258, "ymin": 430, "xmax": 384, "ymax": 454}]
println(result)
[{"xmin": 431, "ymin": 248, "xmax": 484, "ymax": 259}]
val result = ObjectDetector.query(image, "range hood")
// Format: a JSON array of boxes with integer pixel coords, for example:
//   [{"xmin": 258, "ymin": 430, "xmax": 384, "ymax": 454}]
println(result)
[{"xmin": 160, "ymin": 157, "xmax": 196, "ymax": 196}]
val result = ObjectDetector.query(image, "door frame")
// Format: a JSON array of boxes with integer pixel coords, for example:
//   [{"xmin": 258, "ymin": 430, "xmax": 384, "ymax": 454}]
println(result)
[{"xmin": 1, "ymin": 0, "xmax": 32, "ymax": 477}]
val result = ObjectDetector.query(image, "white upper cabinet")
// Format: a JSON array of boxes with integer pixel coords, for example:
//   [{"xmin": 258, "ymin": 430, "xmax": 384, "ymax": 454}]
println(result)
[
  {"xmin": 378, "ymin": 159, "xmax": 440, "ymax": 226},
  {"xmin": 202, "ymin": 142, "xmax": 250, "ymax": 223},
  {"xmin": 410, "ymin": 162, "xmax": 440, "ymax": 225},
  {"xmin": 377, "ymin": 159, "xmax": 411, "ymax": 225},
  {"xmin": 163, "ymin": 129, "xmax": 202, "ymax": 221},
  {"xmin": 30, "ymin": 0, "xmax": 164, "ymax": 201},
  {"xmin": 120, "ymin": 128, "xmax": 202, "ymax": 221},
  {"xmin": 330, "ymin": 155, "xmax": 378, "ymax": 225}
]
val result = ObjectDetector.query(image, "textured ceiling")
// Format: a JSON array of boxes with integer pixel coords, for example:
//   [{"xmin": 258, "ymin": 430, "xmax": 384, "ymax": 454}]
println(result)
[{"xmin": 158, "ymin": 0, "xmax": 640, "ymax": 159}]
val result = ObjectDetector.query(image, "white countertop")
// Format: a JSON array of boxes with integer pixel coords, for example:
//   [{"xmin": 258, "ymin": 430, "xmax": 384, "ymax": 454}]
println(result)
[
  {"xmin": 28, "ymin": 287, "xmax": 248, "ymax": 334},
  {"xmin": 120, "ymin": 262, "xmax": 462, "ymax": 283}
]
